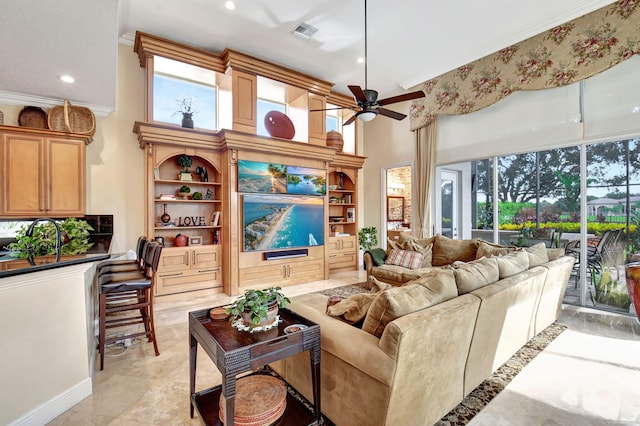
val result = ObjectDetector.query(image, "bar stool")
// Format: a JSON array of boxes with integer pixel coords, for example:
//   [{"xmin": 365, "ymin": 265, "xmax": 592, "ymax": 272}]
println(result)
[
  {"xmin": 98, "ymin": 241, "xmax": 162, "ymax": 370},
  {"xmin": 97, "ymin": 236, "xmax": 148, "ymax": 276}
]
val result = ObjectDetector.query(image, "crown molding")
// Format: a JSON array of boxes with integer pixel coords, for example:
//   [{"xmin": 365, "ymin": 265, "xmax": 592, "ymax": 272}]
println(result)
[{"xmin": 0, "ymin": 90, "xmax": 113, "ymax": 117}]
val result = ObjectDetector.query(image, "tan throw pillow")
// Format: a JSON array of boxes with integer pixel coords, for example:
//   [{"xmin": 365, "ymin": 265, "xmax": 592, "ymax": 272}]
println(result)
[
  {"xmin": 410, "ymin": 268, "xmax": 458, "ymax": 296},
  {"xmin": 524, "ymin": 242, "xmax": 549, "ymax": 267},
  {"xmin": 476, "ymin": 240, "xmax": 516, "ymax": 259},
  {"xmin": 432, "ymin": 234, "xmax": 479, "ymax": 266},
  {"xmin": 546, "ymin": 248, "xmax": 565, "ymax": 261},
  {"xmin": 398, "ymin": 233, "xmax": 435, "ymax": 249},
  {"xmin": 494, "ymin": 250, "xmax": 529, "ymax": 279},
  {"xmin": 385, "ymin": 249, "xmax": 424, "ymax": 270},
  {"xmin": 362, "ymin": 271, "xmax": 458, "ymax": 337},
  {"xmin": 406, "ymin": 241, "xmax": 433, "ymax": 268},
  {"xmin": 452, "ymin": 257, "xmax": 499, "ymax": 294}
]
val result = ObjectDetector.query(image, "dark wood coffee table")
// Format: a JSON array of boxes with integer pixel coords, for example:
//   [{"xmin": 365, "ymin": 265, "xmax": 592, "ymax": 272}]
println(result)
[{"xmin": 189, "ymin": 307, "xmax": 321, "ymax": 426}]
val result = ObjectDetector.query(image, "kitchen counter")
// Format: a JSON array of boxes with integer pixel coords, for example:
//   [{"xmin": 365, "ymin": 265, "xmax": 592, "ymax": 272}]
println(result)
[{"xmin": 0, "ymin": 253, "xmax": 110, "ymax": 279}]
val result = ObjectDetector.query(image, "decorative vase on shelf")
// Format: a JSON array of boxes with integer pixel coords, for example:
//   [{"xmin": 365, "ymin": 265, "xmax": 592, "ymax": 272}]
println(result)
[
  {"xmin": 161, "ymin": 204, "xmax": 171, "ymax": 223},
  {"xmin": 181, "ymin": 113, "xmax": 194, "ymax": 129}
]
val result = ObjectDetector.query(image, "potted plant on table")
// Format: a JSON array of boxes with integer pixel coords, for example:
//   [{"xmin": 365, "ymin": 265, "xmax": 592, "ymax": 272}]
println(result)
[{"xmin": 226, "ymin": 287, "xmax": 291, "ymax": 330}]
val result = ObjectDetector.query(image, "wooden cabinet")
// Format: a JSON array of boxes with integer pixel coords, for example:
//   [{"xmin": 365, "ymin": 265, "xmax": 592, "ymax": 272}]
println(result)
[
  {"xmin": 1, "ymin": 125, "xmax": 87, "ymax": 217},
  {"xmin": 155, "ymin": 245, "xmax": 222, "ymax": 295},
  {"xmin": 328, "ymin": 235, "xmax": 358, "ymax": 272},
  {"xmin": 239, "ymin": 257, "xmax": 325, "ymax": 289}
]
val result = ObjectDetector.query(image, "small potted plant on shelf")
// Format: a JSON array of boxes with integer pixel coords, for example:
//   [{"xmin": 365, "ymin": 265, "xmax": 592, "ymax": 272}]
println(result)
[
  {"xmin": 178, "ymin": 155, "xmax": 193, "ymax": 181},
  {"xmin": 226, "ymin": 287, "xmax": 291, "ymax": 330},
  {"xmin": 178, "ymin": 185, "xmax": 191, "ymax": 199}
]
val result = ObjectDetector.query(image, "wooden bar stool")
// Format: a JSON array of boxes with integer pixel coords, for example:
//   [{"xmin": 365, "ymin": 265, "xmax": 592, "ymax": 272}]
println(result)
[{"xmin": 98, "ymin": 241, "xmax": 162, "ymax": 370}]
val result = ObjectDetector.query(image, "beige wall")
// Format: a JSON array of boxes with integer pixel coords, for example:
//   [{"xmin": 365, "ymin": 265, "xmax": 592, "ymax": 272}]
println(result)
[
  {"xmin": 361, "ymin": 101, "xmax": 415, "ymax": 236},
  {"xmin": 86, "ymin": 45, "xmax": 146, "ymax": 253}
]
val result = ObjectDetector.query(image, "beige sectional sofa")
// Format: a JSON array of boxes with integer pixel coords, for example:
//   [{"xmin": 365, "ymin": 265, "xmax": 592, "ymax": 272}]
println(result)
[{"xmin": 270, "ymin": 235, "xmax": 575, "ymax": 426}]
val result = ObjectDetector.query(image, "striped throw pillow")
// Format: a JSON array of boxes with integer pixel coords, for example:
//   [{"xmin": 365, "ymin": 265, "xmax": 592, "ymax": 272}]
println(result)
[{"xmin": 385, "ymin": 249, "xmax": 424, "ymax": 270}]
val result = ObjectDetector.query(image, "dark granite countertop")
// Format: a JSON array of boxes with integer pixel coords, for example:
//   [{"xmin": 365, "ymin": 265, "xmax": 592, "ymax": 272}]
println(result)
[{"xmin": 0, "ymin": 253, "xmax": 110, "ymax": 279}]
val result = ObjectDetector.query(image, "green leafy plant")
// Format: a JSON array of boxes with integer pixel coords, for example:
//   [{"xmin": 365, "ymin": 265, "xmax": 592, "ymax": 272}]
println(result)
[
  {"xmin": 590, "ymin": 267, "xmax": 631, "ymax": 309},
  {"xmin": 192, "ymin": 191, "xmax": 203, "ymax": 200},
  {"xmin": 358, "ymin": 226, "xmax": 378, "ymax": 251},
  {"xmin": 178, "ymin": 155, "xmax": 193, "ymax": 173},
  {"xmin": 179, "ymin": 185, "xmax": 191, "ymax": 194},
  {"xmin": 5, "ymin": 218, "xmax": 94, "ymax": 258},
  {"xmin": 225, "ymin": 287, "xmax": 291, "ymax": 328}
]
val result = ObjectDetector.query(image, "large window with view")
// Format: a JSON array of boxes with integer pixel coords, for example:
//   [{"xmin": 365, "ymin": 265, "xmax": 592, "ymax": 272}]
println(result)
[{"xmin": 470, "ymin": 138, "xmax": 639, "ymax": 315}]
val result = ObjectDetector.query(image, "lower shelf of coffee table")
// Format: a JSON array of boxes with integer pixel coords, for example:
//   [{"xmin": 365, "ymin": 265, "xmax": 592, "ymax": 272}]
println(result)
[{"xmin": 192, "ymin": 384, "xmax": 319, "ymax": 426}]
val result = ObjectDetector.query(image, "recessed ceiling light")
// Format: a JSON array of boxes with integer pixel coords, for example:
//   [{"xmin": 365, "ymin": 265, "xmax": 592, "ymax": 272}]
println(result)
[
  {"xmin": 224, "ymin": 1, "xmax": 236, "ymax": 10},
  {"xmin": 356, "ymin": 57, "xmax": 365, "ymax": 64},
  {"xmin": 60, "ymin": 75, "xmax": 75, "ymax": 83}
]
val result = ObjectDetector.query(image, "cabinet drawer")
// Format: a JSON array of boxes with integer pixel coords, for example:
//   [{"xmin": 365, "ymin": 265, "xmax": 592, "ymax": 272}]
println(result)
[
  {"xmin": 155, "ymin": 267, "xmax": 221, "ymax": 295},
  {"xmin": 329, "ymin": 253, "xmax": 357, "ymax": 270}
]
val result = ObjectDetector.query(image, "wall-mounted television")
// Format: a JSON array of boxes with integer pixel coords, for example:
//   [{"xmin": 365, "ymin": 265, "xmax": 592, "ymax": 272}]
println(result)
[
  {"xmin": 238, "ymin": 160, "xmax": 325, "ymax": 195},
  {"xmin": 243, "ymin": 194, "xmax": 324, "ymax": 252}
]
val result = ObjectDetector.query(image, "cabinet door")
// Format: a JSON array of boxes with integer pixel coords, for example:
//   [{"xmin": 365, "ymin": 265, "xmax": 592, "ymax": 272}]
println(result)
[
  {"xmin": 191, "ymin": 245, "xmax": 221, "ymax": 270},
  {"xmin": 239, "ymin": 263, "xmax": 289, "ymax": 287},
  {"xmin": 1, "ymin": 133, "xmax": 45, "ymax": 215},
  {"xmin": 287, "ymin": 259, "xmax": 324, "ymax": 282},
  {"xmin": 47, "ymin": 138, "xmax": 85, "ymax": 215},
  {"xmin": 157, "ymin": 247, "xmax": 190, "ymax": 272}
]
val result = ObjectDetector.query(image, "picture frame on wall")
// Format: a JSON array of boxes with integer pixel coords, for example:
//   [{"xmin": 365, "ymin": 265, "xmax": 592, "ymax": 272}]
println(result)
[
  {"xmin": 346, "ymin": 207, "xmax": 355, "ymax": 223},
  {"xmin": 153, "ymin": 167, "xmax": 160, "ymax": 179}
]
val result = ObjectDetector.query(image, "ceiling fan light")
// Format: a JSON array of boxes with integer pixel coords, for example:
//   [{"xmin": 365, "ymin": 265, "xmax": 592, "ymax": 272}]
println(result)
[{"xmin": 358, "ymin": 110, "xmax": 377, "ymax": 122}]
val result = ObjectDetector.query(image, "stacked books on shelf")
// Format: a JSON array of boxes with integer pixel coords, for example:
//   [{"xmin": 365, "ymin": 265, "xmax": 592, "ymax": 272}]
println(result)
[{"xmin": 159, "ymin": 194, "xmax": 177, "ymax": 200}]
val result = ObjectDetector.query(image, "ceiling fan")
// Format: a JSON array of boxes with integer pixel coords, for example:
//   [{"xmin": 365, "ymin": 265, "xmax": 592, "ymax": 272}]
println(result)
[{"xmin": 315, "ymin": 0, "xmax": 425, "ymax": 125}]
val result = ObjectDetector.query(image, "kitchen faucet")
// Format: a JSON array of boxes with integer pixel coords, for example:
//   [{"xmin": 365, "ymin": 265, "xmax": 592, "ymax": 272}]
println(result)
[{"xmin": 26, "ymin": 218, "xmax": 61, "ymax": 262}]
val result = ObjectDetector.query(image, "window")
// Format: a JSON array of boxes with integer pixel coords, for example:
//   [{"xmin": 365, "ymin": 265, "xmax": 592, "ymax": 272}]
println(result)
[{"xmin": 152, "ymin": 57, "xmax": 218, "ymax": 130}]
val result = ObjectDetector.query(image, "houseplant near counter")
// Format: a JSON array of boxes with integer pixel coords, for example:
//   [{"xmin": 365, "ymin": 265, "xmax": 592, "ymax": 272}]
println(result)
[
  {"xmin": 226, "ymin": 287, "xmax": 291, "ymax": 330},
  {"xmin": 5, "ymin": 218, "xmax": 94, "ymax": 258}
]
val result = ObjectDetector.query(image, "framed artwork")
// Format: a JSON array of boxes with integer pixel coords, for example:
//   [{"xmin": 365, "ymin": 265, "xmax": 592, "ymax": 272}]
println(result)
[
  {"xmin": 346, "ymin": 207, "xmax": 355, "ymax": 223},
  {"xmin": 387, "ymin": 196, "xmax": 405, "ymax": 222},
  {"xmin": 238, "ymin": 160, "xmax": 326, "ymax": 195}
]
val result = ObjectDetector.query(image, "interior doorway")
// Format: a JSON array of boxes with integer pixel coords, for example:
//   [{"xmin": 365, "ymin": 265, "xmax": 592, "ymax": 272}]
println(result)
[{"xmin": 384, "ymin": 164, "xmax": 413, "ymax": 247}]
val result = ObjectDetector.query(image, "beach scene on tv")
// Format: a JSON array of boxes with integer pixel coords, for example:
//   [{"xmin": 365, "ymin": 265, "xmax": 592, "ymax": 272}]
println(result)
[
  {"xmin": 243, "ymin": 194, "xmax": 324, "ymax": 251},
  {"xmin": 238, "ymin": 160, "xmax": 287, "ymax": 193},
  {"xmin": 286, "ymin": 166, "xmax": 326, "ymax": 195}
]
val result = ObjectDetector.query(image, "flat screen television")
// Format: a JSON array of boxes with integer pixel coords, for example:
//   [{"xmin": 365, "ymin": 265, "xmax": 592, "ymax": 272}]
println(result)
[{"xmin": 243, "ymin": 194, "xmax": 324, "ymax": 252}]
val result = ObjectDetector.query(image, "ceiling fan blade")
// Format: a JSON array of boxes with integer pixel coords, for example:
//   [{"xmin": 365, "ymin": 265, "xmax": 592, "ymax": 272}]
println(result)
[
  {"xmin": 377, "ymin": 90, "xmax": 425, "ymax": 106},
  {"xmin": 348, "ymin": 85, "xmax": 367, "ymax": 103},
  {"xmin": 377, "ymin": 108, "xmax": 407, "ymax": 121},
  {"xmin": 309, "ymin": 106, "xmax": 356, "ymax": 112},
  {"xmin": 343, "ymin": 114, "xmax": 358, "ymax": 126}
]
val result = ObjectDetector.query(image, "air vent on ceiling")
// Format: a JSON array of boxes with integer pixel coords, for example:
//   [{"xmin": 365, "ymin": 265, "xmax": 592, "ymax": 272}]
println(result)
[{"xmin": 292, "ymin": 22, "xmax": 318, "ymax": 40}]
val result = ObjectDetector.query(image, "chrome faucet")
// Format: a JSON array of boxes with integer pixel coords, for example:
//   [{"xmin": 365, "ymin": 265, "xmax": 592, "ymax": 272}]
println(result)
[{"xmin": 26, "ymin": 218, "xmax": 61, "ymax": 262}]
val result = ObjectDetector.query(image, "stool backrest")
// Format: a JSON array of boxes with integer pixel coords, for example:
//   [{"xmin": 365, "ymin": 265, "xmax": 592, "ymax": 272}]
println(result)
[{"xmin": 142, "ymin": 241, "xmax": 163, "ymax": 277}]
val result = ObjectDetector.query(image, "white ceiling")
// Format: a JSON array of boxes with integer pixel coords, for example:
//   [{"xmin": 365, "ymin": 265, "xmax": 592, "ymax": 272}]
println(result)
[{"xmin": 0, "ymin": 0, "xmax": 615, "ymax": 116}]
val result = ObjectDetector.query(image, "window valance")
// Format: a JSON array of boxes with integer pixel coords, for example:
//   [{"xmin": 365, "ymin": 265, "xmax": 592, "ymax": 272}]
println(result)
[{"xmin": 409, "ymin": 1, "xmax": 639, "ymax": 131}]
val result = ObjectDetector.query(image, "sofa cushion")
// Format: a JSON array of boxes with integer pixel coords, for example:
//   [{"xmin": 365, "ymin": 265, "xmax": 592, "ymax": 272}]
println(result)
[
  {"xmin": 432, "ymin": 234, "xmax": 478, "ymax": 266},
  {"xmin": 406, "ymin": 241, "xmax": 433, "ymax": 267},
  {"xmin": 362, "ymin": 269, "xmax": 458, "ymax": 337},
  {"xmin": 494, "ymin": 249, "xmax": 529, "ymax": 279},
  {"xmin": 476, "ymin": 240, "xmax": 516, "ymax": 259},
  {"xmin": 385, "ymin": 248, "xmax": 424, "ymax": 269},
  {"xmin": 524, "ymin": 242, "xmax": 549, "ymax": 267},
  {"xmin": 398, "ymin": 233, "xmax": 436, "ymax": 249},
  {"xmin": 452, "ymin": 257, "xmax": 499, "ymax": 294}
]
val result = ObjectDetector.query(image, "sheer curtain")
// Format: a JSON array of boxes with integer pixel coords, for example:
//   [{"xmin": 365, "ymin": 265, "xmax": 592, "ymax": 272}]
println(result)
[{"xmin": 415, "ymin": 118, "xmax": 437, "ymax": 238}]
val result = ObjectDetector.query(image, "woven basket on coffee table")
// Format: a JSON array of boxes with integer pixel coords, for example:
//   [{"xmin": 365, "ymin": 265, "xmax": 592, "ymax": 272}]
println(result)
[{"xmin": 219, "ymin": 375, "xmax": 287, "ymax": 426}]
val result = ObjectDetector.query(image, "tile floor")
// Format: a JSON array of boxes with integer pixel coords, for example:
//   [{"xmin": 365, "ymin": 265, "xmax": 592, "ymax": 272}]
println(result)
[{"xmin": 49, "ymin": 270, "xmax": 640, "ymax": 426}]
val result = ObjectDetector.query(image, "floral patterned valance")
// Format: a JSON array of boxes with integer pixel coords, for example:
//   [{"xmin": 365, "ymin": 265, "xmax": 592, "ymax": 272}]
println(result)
[{"xmin": 409, "ymin": 0, "xmax": 639, "ymax": 131}]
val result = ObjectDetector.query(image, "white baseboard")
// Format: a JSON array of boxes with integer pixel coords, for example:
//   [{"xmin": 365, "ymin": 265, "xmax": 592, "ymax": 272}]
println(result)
[{"xmin": 8, "ymin": 378, "xmax": 92, "ymax": 426}]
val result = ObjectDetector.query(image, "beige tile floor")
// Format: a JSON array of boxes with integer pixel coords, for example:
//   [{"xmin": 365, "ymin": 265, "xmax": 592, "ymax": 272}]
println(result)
[{"xmin": 49, "ymin": 271, "xmax": 640, "ymax": 426}]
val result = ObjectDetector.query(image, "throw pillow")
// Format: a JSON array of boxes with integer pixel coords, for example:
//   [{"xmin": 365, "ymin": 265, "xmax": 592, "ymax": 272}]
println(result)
[
  {"xmin": 385, "ymin": 249, "xmax": 424, "ymax": 270},
  {"xmin": 524, "ymin": 242, "xmax": 549, "ymax": 267},
  {"xmin": 494, "ymin": 249, "xmax": 529, "ymax": 279},
  {"xmin": 476, "ymin": 240, "xmax": 516, "ymax": 259},
  {"xmin": 432, "ymin": 234, "xmax": 479, "ymax": 266},
  {"xmin": 452, "ymin": 257, "xmax": 499, "ymax": 294},
  {"xmin": 546, "ymin": 248, "xmax": 565, "ymax": 261},
  {"xmin": 406, "ymin": 241, "xmax": 433, "ymax": 268},
  {"xmin": 362, "ymin": 270, "xmax": 458, "ymax": 337},
  {"xmin": 398, "ymin": 233, "xmax": 436, "ymax": 249}
]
